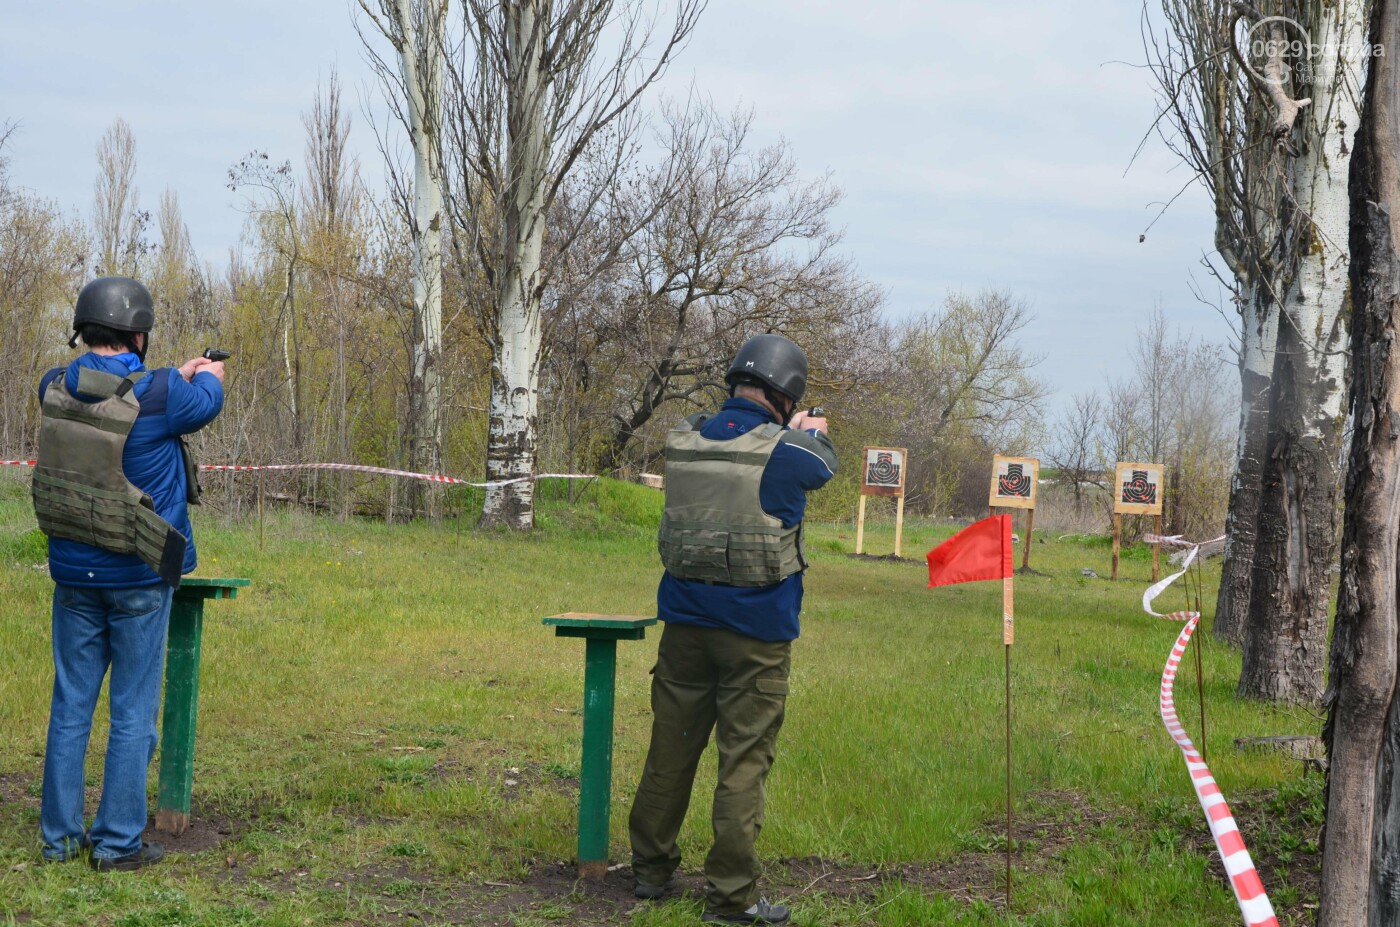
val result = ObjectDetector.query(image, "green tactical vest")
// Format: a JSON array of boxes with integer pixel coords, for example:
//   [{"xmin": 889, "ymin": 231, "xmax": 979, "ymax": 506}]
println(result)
[
  {"xmin": 32, "ymin": 367, "xmax": 188, "ymax": 588},
  {"xmin": 657, "ymin": 414, "xmax": 806, "ymax": 587}
]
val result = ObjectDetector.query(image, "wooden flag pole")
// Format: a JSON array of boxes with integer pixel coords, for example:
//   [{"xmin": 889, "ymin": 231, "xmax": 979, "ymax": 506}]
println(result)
[
  {"xmin": 1020, "ymin": 508, "xmax": 1035, "ymax": 571},
  {"xmin": 894, "ymin": 495, "xmax": 905, "ymax": 559},
  {"xmin": 1111, "ymin": 514, "xmax": 1121, "ymax": 580},
  {"xmin": 1003, "ymin": 572, "xmax": 1014, "ymax": 915},
  {"xmin": 1152, "ymin": 514, "xmax": 1162, "ymax": 582},
  {"xmin": 855, "ymin": 495, "xmax": 867, "ymax": 555}
]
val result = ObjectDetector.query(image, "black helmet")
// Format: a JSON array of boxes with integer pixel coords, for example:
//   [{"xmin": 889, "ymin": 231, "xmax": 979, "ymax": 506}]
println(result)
[
  {"xmin": 73, "ymin": 277, "xmax": 155, "ymax": 334},
  {"xmin": 725, "ymin": 334, "xmax": 808, "ymax": 403}
]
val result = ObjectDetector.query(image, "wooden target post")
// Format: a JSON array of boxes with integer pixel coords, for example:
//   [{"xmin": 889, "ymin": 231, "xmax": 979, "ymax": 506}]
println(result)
[
  {"xmin": 856, "ymin": 447, "xmax": 907, "ymax": 556},
  {"xmin": 1112, "ymin": 462, "xmax": 1165, "ymax": 581},
  {"xmin": 988, "ymin": 455, "xmax": 1038, "ymax": 571}
]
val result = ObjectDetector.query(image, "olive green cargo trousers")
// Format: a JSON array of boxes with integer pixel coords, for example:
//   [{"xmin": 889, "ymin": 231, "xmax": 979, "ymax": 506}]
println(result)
[{"xmin": 628, "ymin": 622, "xmax": 791, "ymax": 915}]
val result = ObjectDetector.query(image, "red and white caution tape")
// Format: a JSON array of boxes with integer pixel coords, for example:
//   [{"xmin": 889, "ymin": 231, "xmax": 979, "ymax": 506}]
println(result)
[
  {"xmin": 1148, "ymin": 543, "xmax": 1278, "ymax": 927},
  {"xmin": 3, "ymin": 458, "xmax": 594, "ymax": 490}
]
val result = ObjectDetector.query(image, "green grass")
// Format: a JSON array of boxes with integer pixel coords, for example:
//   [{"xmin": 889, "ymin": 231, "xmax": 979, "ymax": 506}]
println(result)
[{"xmin": 0, "ymin": 471, "xmax": 1322, "ymax": 925}]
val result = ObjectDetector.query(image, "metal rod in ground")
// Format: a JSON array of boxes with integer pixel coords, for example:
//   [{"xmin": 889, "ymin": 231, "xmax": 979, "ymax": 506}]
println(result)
[
  {"xmin": 1005, "ymin": 641, "xmax": 1013, "ymax": 916},
  {"xmin": 1186, "ymin": 554, "xmax": 1206, "ymax": 765},
  {"xmin": 257, "ymin": 470, "xmax": 264, "ymax": 549},
  {"xmin": 1195, "ymin": 615, "xmax": 1207, "ymax": 766}
]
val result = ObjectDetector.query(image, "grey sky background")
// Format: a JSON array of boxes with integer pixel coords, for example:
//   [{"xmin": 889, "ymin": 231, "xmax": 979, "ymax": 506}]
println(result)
[{"xmin": 0, "ymin": 0, "xmax": 1232, "ymax": 408}]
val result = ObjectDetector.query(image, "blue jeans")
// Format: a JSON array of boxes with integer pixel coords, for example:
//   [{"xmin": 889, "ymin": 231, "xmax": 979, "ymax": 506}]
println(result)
[{"xmin": 41, "ymin": 582, "xmax": 172, "ymax": 861}]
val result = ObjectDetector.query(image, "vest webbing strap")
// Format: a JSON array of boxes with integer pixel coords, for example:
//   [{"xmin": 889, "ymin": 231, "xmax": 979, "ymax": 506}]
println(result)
[{"xmin": 664, "ymin": 448, "xmax": 776, "ymax": 467}]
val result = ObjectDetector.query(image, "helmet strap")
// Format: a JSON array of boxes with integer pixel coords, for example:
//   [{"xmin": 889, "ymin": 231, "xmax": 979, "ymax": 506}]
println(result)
[{"xmin": 122, "ymin": 332, "xmax": 147, "ymax": 363}]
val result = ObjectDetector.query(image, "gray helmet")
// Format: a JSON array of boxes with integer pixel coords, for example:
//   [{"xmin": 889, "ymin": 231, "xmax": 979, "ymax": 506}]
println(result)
[
  {"xmin": 725, "ymin": 334, "xmax": 808, "ymax": 403},
  {"xmin": 73, "ymin": 277, "xmax": 155, "ymax": 334}
]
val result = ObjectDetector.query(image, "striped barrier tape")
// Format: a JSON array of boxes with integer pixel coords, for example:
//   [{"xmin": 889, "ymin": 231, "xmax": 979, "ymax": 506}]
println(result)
[
  {"xmin": 1146, "ymin": 544, "xmax": 1279, "ymax": 927},
  {"xmin": 3, "ymin": 458, "xmax": 594, "ymax": 490}
]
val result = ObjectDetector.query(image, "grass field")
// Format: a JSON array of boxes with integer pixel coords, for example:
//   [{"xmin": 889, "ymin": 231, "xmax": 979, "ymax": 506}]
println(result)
[{"xmin": 0, "ymin": 472, "xmax": 1324, "ymax": 926}]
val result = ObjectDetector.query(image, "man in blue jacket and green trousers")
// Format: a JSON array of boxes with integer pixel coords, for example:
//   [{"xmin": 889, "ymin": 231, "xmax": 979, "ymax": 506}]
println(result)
[
  {"xmin": 32, "ymin": 277, "xmax": 224, "ymax": 871},
  {"xmin": 630, "ymin": 334, "xmax": 837, "ymax": 925}
]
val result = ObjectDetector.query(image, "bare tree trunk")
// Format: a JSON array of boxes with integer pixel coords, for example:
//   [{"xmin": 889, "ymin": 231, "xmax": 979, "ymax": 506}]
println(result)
[
  {"xmin": 1239, "ymin": 0, "xmax": 1363, "ymax": 703},
  {"xmin": 1320, "ymin": 1, "xmax": 1400, "ymax": 918},
  {"xmin": 1215, "ymin": 286, "xmax": 1277, "ymax": 643},
  {"xmin": 481, "ymin": 0, "xmax": 548, "ymax": 529},
  {"xmin": 398, "ymin": 0, "xmax": 447, "ymax": 518}
]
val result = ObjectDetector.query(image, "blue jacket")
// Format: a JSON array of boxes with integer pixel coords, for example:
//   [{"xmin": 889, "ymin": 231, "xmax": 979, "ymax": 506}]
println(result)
[
  {"xmin": 39, "ymin": 352, "xmax": 224, "ymax": 588},
  {"xmin": 657, "ymin": 396, "xmax": 838, "ymax": 642}
]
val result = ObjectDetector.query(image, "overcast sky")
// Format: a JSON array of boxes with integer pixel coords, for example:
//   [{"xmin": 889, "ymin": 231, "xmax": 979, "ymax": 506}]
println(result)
[{"xmin": 0, "ymin": 0, "xmax": 1233, "ymax": 406}]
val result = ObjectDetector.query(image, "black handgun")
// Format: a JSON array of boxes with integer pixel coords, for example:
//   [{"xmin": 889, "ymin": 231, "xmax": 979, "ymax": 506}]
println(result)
[{"xmin": 202, "ymin": 348, "xmax": 232, "ymax": 362}]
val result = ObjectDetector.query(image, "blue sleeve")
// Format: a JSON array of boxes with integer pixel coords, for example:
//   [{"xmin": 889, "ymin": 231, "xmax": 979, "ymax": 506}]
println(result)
[
  {"xmin": 164, "ymin": 368, "xmax": 224, "ymax": 436},
  {"xmin": 758, "ymin": 429, "xmax": 839, "ymax": 527}
]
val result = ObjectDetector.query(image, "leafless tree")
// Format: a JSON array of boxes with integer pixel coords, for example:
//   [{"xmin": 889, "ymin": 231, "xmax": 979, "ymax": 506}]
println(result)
[
  {"xmin": 1047, "ymin": 393, "xmax": 1105, "ymax": 516},
  {"xmin": 845, "ymin": 289, "xmax": 1047, "ymax": 516},
  {"xmin": 228, "ymin": 151, "xmax": 304, "ymax": 450},
  {"xmin": 435, "ymin": 0, "xmax": 704, "ymax": 529},
  {"xmin": 300, "ymin": 72, "xmax": 367, "ymax": 516},
  {"xmin": 545, "ymin": 105, "xmax": 880, "ymax": 474},
  {"xmin": 1237, "ymin": 0, "xmax": 1366, "ymax": 702},
  {"xmin": 91, "ymin": 118, "xmax": 147, "ymax": 276},
  {"xmin": 1146, "ymin": 2, "xmax": 1365, "ymax": 681},
  {"xmin": 358, "ymin": 1, "xmax": 449, "ymax": 515}
]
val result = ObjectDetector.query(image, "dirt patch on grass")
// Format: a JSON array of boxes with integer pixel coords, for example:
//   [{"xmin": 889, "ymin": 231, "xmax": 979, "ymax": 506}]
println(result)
[
  {"xmin": 0, "ymin": 771, "xmax": 34, "ymax": 804},
  {"xmin": 843, "ymin": 552, "xmax": 923, "ymax": 566},
  {"xmin": 142, "ymin": 802, "xmax": 240, "ymax": 855}
]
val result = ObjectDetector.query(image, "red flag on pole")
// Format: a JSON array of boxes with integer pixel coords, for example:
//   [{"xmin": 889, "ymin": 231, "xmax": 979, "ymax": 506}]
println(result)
[{"xmin": 927, "ymin": 514, "xmax": 1014, "ymax": 588}]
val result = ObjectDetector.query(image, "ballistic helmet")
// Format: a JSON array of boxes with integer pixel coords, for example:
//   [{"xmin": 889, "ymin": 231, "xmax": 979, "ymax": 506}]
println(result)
[
  {"xmin": 73, "ymin": 277, "xmax": 155, "ymax": 334},
  {"xmin": 725, "ymin": 334, "xmax": 808, "ymax": 403}
]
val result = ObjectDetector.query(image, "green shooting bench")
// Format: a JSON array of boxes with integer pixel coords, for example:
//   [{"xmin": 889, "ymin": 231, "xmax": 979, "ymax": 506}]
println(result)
[
  {"xmin": 543, "ymin": 613, "xmax": 658, "ymax": 879},
  {"xmin": 155, "ymin": 577, "xmax": 250, "ymax": 836}
]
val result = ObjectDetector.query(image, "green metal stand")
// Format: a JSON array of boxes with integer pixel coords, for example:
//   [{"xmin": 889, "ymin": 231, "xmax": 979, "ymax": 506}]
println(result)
[
  {"xmin": 544, "ymin": 613, "xmax": 657, "ymax": 878},
  {"xmin": 155, "ymin": 577, "xmax": 249, "ymax": 835}
]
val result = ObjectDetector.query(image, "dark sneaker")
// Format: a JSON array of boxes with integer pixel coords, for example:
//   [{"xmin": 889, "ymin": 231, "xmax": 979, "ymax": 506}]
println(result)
[
  {"xmin": 633, "ymin": 875, "xmax": 678, "ymax": 899},
  {"xmin": 90, "ymin": 842, "xmax": 165, "ymax": 872},
  {"xmin": 702, "ymin": 898, "xmax": 791, "ymax": 924}
]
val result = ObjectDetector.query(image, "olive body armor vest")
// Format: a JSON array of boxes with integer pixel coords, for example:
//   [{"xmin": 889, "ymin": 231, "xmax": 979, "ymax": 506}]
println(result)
[
  {"xmin": 32, "ymin": 367, "xmax": 188, "ymax": 587},
  {"xmin": 658, "ymin": 414, "xmax": 806, "ymax": 587}
]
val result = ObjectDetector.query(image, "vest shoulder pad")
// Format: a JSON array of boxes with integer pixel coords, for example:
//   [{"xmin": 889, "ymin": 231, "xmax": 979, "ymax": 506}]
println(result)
[
  {"xmin": 71, "ymin": 367, "xmax": 149, "ymax": 401},
  {"xmin": 672, "ymin": 412, "xmax": 713, "ymax": 433}
]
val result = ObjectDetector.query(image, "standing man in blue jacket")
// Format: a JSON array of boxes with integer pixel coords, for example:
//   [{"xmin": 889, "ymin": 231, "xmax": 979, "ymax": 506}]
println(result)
[
  {"xmin": 630, "ymin": 334, "xmax": 837, "ymax": 925},
  {"xmin": 32, "ymin": 276, "xmax": 225, "ymax": 871}
]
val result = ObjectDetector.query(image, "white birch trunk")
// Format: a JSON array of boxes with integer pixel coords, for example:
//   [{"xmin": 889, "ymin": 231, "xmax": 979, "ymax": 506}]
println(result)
[
  {"xmin": 396, "ymin": 0, "xmax": 446, "ymax": 499},
  {"xmin": 482, "ymin": 0, "xmax": 549, "ymax": 529},
  {"xmin": 1286, "ymin": 0, "xmax": 1359, "ymax": 430},
  {"xmin": 1238, "ymin": 0, "xmax": 1364, "ymax": 702}
]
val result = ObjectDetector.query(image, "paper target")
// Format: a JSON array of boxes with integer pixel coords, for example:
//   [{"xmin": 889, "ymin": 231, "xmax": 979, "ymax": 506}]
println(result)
[
  {"xmin": 989, "ymin": 455, "xmax": 1038, "ymax": 510},
  {"xmin": 1114, "ymin": 462, "xmax": 1164, "ymax": 515},
  {"xmin": 861, "ymin": 447, "xmax": 907, "ymax": 497}
]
